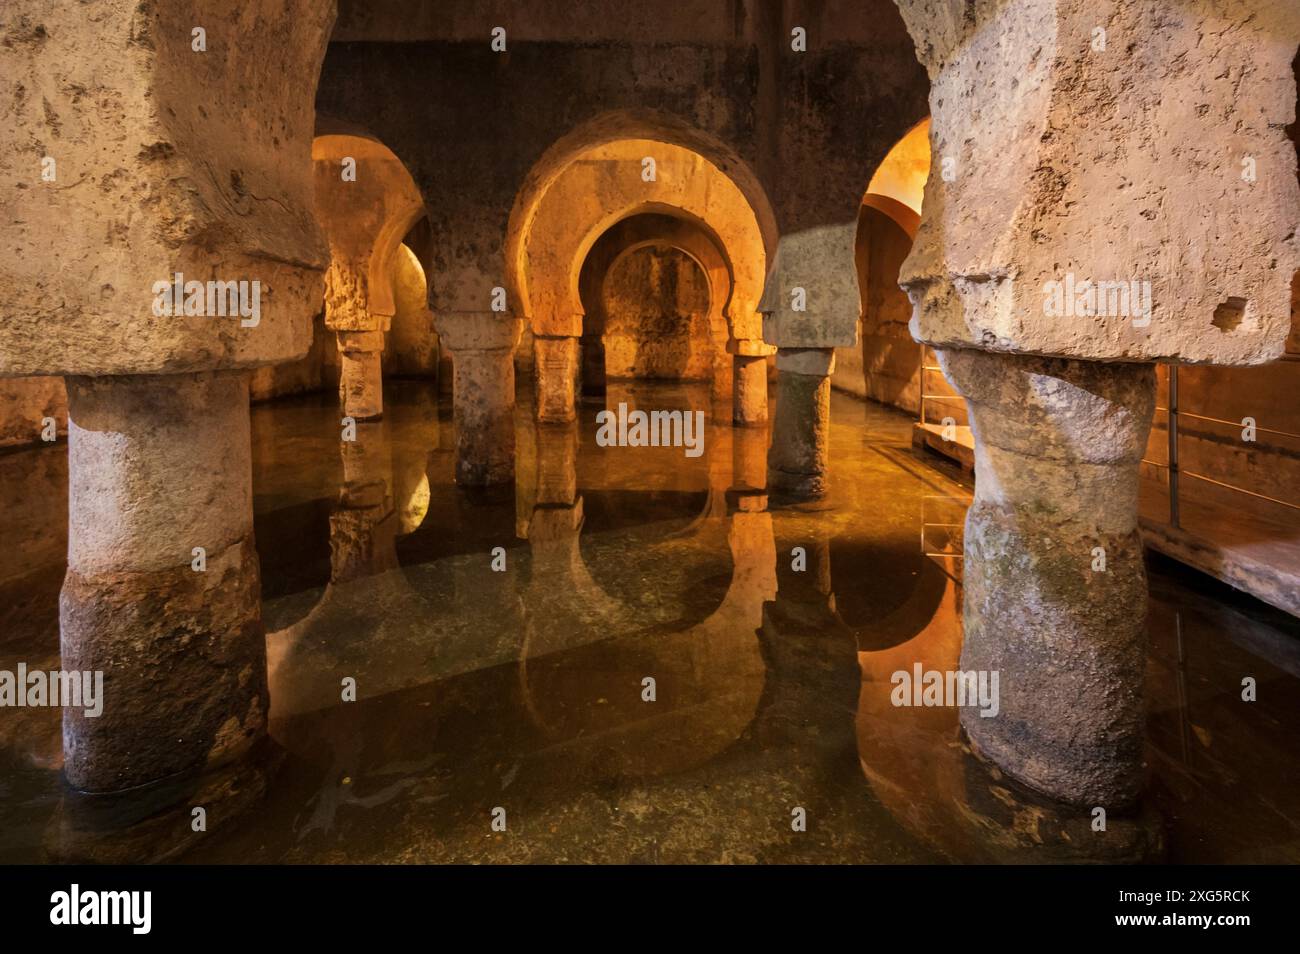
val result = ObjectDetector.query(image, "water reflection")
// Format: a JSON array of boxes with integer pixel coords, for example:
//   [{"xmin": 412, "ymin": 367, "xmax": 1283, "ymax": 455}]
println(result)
[{"xmin": 0, "ymin": 382, "xmax": 1297, "ymax": 863}]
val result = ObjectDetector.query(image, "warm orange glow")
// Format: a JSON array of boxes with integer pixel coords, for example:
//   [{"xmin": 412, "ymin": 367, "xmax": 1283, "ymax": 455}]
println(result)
[{"xmin": 866, "ymin": 118, "xmax": 931, "ymax": 216}]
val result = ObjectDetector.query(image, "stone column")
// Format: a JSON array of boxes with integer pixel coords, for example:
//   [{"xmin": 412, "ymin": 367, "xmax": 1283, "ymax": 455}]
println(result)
[
  {"xmin": 940, "ymin": 348, "xmax": 1156, "ymax": 808},
  {"xmin": 709, "ymin": 316, "xmax": 734, "ymax": 423},
  {"xmin": 59, "ymin": 371, "xmax": 266, "ymax": 793},
  {"xmin": 767, "ymin": 348, "xmax": 834, "ymax": 499},
  {"xmin": 436, "ymin": 313, "xmax": 522, "ymax": 487},
  {"xmin": 733, "ymin": 354, "xmax": 769, "ymax": 426},
  {"xmin": 337, "ymin": 330, "xmax": 384, "ymax": 421},
  {"xmin": 534, "ymin": 334, "xmax": 580, "ymax": 424}
]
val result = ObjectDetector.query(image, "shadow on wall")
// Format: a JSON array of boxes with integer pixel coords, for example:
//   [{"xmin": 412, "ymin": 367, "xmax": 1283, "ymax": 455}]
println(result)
[{"xmin": 837, "ymin": 118, "xmax": 931, "ymax": 410}]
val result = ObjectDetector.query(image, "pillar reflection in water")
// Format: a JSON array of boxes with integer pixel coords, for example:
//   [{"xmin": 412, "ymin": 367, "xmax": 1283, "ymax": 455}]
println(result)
[{"xmin": 519, "ymin": 401, "xmax": 774, "ymax": 779}]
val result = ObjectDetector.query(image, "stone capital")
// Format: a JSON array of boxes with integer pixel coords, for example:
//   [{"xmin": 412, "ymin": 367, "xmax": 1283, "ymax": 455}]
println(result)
[
  {"xmin": 434, "ymin": 312, "xmax": 522, "ymax": 353},
  {"xmin": 775, "ymin": 347, "xmax": 836, "ymax": 377},
  {"xmin": 896, "ymin": 0, "xmax": 1300, "ymax": 365}
]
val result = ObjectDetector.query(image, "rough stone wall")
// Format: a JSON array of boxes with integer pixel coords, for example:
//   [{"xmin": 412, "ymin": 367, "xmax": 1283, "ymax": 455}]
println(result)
[
  {"xmin": 0, "ymin": 0, "xmax": 334, "ymax": 377},
  {"xmin": 601, "ymin": 247, "xmax": 713, "ymax": 381},
  {"xmin": 0, "ymin": 377, "xmax": 66, "ymax": 448}
]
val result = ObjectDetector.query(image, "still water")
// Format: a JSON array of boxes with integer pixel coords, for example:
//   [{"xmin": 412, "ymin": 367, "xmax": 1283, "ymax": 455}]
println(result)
[{"xmin": 1, "ymin": 380, "xmax": 1298, "ymax": 862}]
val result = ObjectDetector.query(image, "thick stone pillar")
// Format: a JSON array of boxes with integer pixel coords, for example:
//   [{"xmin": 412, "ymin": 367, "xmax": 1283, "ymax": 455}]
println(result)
[
  {"xmin": 337, "ymin": 330, "xmax": 384, "ymax": 421},
  {"xmin": 733, "ymin": 355, "xmax": 769, "ymax": 426},
  {"xmin": 534, "ymin": 334, "xmax": 580, "ymax": 424},
  {"xmin": 59, "ymin": 371, "xmax": 266, "ymax": 793},
  {"xmin": 940, "ymin": 349, "xmax": 1156, "ymax": 808},
  {"xmin": 436, "ymin": 313, "xmax": 522, "ymax": 487},
  {"xmin": 767, "ymin": 348, "xmax": 833, "ymax": 499}
]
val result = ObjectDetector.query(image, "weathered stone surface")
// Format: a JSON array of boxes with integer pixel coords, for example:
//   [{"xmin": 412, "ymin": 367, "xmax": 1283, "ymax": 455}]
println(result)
[
  {"xmin": 940, "ymin": 348, "xmax": 1156, "ymax": 807},
  {"xmin": 339, "ymin": 348, "xmax": 383, "ymax": 421},
  {"xmin": 761, "ymin": 225, "xmax": 862, "ymax": 349},
  {"xmin": 534, "ymin": 336, "xmax": 580, "ymax": 424},
  {"xmin": 0, "ymin": 0, "xmax": 336, "ymax": 376},
  {"xmin": 60, "ymin": 371, "xmax": 265, "ymax": 792},
  {"xmin": 0, "ymin": 376, "xmax": 65, "ymax": 447},
  {"xmin": 452, "ymin": 348, "xmax": 517, "ymax": 486},
  {"xmin": 767, "ymin": 350, "xmax": 834, "ymax": 498},
  {"xmin": 435, "ymin": 312, "xmax": 521, "ymax": 483},
  {"xmin": 313, "ymin": 127, "xmax": 426, "ymax": 334},
  {"xmin": 897, "ymin": 0, "xmax": 1300, "ymax": 365},
  {"xmin": 733, "ymin": 354, "xmax": 769, "ymax": 426}
]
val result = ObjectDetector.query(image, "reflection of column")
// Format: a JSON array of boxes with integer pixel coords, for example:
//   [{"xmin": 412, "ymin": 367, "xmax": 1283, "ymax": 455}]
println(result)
[
  {"xmin": 534, "ymin": 420, "xmax": 579, "ymax": 509},
  {"xmin": 331, "ymin": 421, "xmax": 399, "ymax": 583},
  {"xmin": 941, "ymin": 349, "xmax": 1156, "ymax": 807},
  {"xmin": 525, "ymin": 422, "xmax": 591, "ymax": 624},
  {"xmin": 436, "ymin": 313, "xmax": 521, "ymax": 487},
  {"xmin": 732, "ymin": 424, "xmax": 767, "ymax": 493},
  {"xmin": 534, "ymin": 334, "xmax": 580, "ymax": 424},
  {"xmin": 337, "ymin": 330, "xmax": 384, "ymax": 421},
  {"xmin": 60, "ymin": 371, "xmax": 265, "ymax": 792},
  {"xmin": 767, "ymin": 348, "xmax": 833, "ymax": 498}
]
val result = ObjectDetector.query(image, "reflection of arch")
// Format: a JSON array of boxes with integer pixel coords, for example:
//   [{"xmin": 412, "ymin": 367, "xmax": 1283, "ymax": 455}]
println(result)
[{"xmin": 518, "ymin": 507, "xmax": 773, "ymax": 780}]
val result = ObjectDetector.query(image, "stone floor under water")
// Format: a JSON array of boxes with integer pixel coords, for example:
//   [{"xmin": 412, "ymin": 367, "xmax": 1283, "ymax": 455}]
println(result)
[{"xmin": 1, "ymin": 379, "xmax": 1299, "ymax": 863}]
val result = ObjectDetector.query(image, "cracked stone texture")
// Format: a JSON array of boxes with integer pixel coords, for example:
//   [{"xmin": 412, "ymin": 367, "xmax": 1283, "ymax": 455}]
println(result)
[
  {"xmin": 896, "ymin": 0, "xmax": 1300, "ymax": 365},
  {"xmin": 0, "ymin": 0, "xmax": 336, "ymax": 376}
]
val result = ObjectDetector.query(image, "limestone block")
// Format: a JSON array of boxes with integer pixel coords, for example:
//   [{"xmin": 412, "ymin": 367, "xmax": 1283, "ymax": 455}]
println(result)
[
  {"xmin": 760, "ymin": 225, "xmax": 861, "ymax": 349},
  {"xmin": 0, "ymin": 0, "xmax": 336, "ymax": 376},
  {"xmin": 896, "ymin": 0, "xmax": 1300, "ymax": 365}
]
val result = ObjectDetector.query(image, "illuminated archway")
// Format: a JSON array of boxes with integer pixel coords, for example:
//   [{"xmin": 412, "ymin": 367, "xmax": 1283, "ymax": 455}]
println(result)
[
  {"xmin": 506, "ymin": 112, "xmax": 777, "ymax": 424},
  {"xmin": 313, "ymin": 122, "xmax": 428, "ymax": 421}
]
